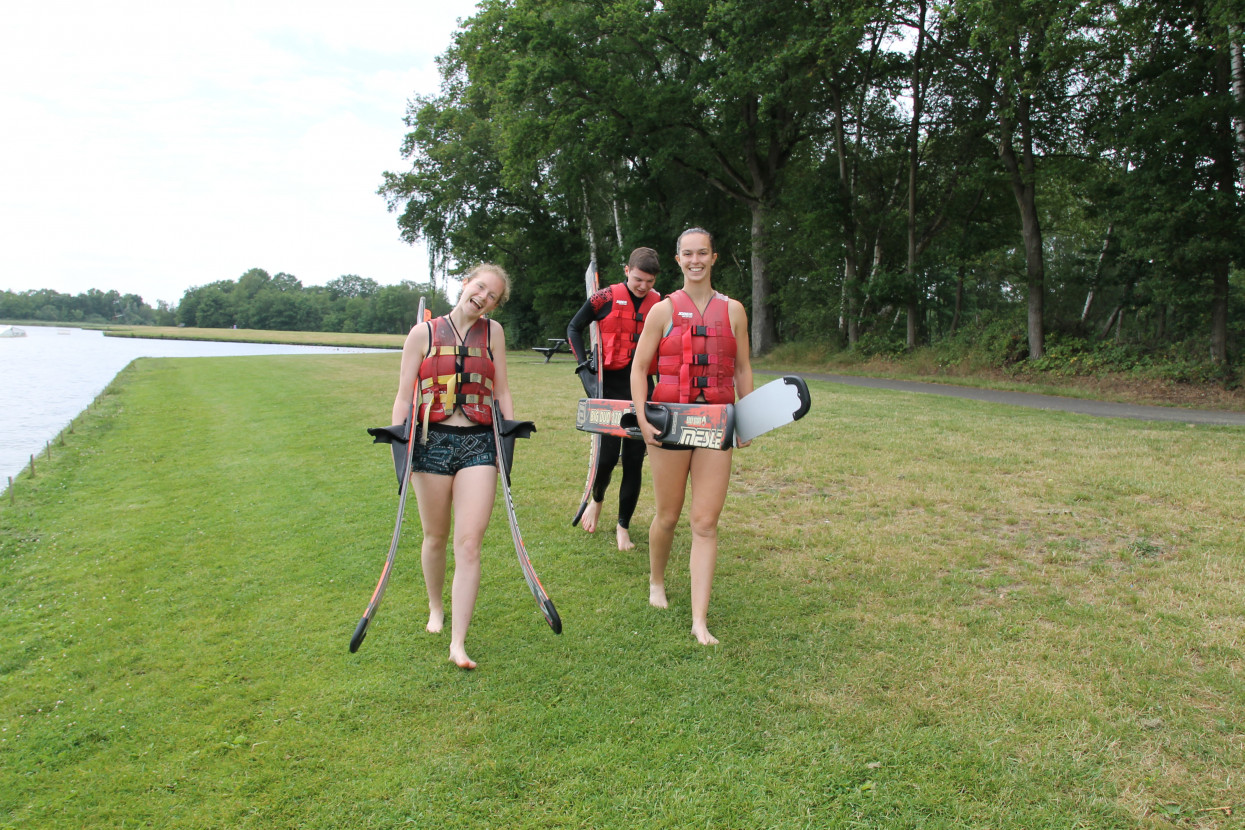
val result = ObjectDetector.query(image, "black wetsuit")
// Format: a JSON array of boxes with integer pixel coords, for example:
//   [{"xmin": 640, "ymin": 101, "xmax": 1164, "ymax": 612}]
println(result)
[{"xmin": 567, "ymin": 286, "xmax": 654, "ymax": 530}]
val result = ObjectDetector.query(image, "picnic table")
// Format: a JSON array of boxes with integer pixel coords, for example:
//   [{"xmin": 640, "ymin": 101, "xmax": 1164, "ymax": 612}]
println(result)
[{"xmin": 532, "ymin": 338, "xmax": 572, "ymax": 363}]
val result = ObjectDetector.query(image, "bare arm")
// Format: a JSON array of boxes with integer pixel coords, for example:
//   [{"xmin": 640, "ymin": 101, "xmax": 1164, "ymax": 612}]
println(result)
[
  {"xmin": 729, "ymin": 299, "xmax": 753, "ymax": 399},
  {"xmin": 729, "ymin": 299, "xmax": 753, "ymax": 448},
  {"xmin": 490, "ymin": 320, "xmax": 514, "ymax": 421},
  {"xmin": 631, "ymin": 299, "xmax": 671, "ymax": 446}
]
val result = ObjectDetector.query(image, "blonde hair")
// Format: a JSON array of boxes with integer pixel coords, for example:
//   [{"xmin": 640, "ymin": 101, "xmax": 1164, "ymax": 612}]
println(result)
[{"xmin": 462, "ymin": 263, "xmax": 511, "ymax": 307}]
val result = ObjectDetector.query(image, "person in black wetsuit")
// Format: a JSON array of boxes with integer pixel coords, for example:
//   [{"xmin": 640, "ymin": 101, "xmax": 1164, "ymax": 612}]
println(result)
[{"xmin": 566, "ymin": 247, "xmax": 662, "ymax": 551}]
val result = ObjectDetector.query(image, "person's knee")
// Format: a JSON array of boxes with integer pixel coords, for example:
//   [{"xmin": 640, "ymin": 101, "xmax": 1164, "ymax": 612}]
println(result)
[
  {"xmin": 651, "ymin": 509, "xmax": 680, "ymax": 534},
  {"xmin": 422, "ymin": 530, "xmax": 450, "ymax": 550},
  {"xmin": 452, "ymin": 537, "xmax": 484, "ymax": 565},
  {"xmin": 688, "ymin": 512, "xmax": 720, "ymax": 539}
]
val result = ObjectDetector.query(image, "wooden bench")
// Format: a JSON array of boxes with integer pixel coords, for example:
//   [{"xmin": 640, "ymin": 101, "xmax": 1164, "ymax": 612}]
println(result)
[{"xmin": 531, "ymin": 338, "xmax": 571, "ymax": 363}]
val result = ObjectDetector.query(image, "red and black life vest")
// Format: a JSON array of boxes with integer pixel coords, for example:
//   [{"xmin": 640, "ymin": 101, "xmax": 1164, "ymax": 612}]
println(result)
[
  {"xmin": 651, "ymin": 290, "xmax": 736, "ymax": 404},
  {"xmin": 598, "ymin": 282, "xmax": 661, "ymax": 372},
  {"xmin": 417, "ymin": 316, "xmax": 494, "ymax": 436}
]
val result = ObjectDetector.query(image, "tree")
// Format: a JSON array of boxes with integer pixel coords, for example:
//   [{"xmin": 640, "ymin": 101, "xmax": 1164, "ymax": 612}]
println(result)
[
  {"xmin": 1088, "ymin": 0, "xmax": 1242, "ymax": 364},
  {"xmin": 930, "ymin": 0, "xmax": 1110, "ymax": 359},
  {"xmin": 326, "ymin": 274, "xmax": 380, "ymax": 300}
]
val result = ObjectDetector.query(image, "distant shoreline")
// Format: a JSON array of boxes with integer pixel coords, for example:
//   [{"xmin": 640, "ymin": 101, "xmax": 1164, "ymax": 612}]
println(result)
[{"xmin": 103, "ymin": 325, "xmax": 405, "ymax": 350}]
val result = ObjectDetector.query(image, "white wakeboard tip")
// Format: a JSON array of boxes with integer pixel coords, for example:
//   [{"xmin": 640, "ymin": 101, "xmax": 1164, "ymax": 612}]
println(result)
[{"xmin": 734, "ymin": 375, "xmax": 812, "ymax": 444}]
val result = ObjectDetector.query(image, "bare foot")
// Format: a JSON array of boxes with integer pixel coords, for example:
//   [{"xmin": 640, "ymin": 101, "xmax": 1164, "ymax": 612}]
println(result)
[
  {"xmin": 691, "ymin": 622, "xmax": 719, "ymax": 646},
  {"xmin": 426, "ymin": 606, "xmax": 444, "ymax": 634},
  {"xmin": 649, "ymin": 583, "xmax": 668, "ymax": 609},
  {"xmin": 449, "ymin": 646, "xmax": 476, "ymax": 670},
  {"xmin": 581, "ymin": 500, "xmax": 603, "ymax": 533},
  {"xmin": 616, "ymin": 525, "xmax": 635, "ymax": 551}
]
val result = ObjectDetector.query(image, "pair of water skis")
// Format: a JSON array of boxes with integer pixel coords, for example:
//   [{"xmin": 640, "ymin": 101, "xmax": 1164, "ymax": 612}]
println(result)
[{"xmin": 348, "ymin": 288, "xmax": 812, "ymax": 652}]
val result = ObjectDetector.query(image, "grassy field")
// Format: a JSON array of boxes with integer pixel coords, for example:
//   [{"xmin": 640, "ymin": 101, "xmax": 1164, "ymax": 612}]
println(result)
[{"xmin": 2, "ymin": 352, "xmax": 1243, "ymax": 828}]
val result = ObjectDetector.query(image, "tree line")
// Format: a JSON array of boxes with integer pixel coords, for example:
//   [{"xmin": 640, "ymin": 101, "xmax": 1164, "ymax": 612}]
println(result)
[
  {"xmin": 0, "ymin": 288, "xmax": 176, "ymax": 327},
  {"xmin": 0, "ymin": 270, "xmax": 453, "ymax": 336},
  {"xmin": 172, "ymin": 269, "xmax": 451, "ymax": 334},
  {"xmin": 379, "ymin": 0, "xmax": 1244, "ymax": 367}
]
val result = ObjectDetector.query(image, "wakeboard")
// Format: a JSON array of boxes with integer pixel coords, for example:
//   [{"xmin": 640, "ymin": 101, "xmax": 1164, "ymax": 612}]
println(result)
[
  {"xmin": 575, "ymin": 374, "xmax": 812, "ymax": 450},
  {"xmin": 734, "ymin": 375, "xmax": 812, "ymax": 443}
]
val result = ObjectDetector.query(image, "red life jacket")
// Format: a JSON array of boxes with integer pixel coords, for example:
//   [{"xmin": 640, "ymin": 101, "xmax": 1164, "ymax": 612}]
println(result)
[
  {"xmin": 598, "ymin": 282, "xmax": 661, "ymax": 372},
  {"xmin": 651, "ymin": 290, "xmax": 736, "ymax": 404},
  {"xmin": 417, "ymin": 316, "xmax": 494, "ymax": 436}
]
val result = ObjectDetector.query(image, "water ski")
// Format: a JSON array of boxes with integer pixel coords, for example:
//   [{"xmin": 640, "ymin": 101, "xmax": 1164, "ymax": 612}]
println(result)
[{"xmin": 571, "ymin": 258, "xmax": 603, "ymax": 525}]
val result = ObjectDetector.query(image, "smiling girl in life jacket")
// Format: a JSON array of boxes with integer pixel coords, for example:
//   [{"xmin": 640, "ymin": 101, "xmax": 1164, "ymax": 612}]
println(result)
[
  {"xmin": 628, "ymin": 228, "xmax": 753, "ymax": 646},
  {"xmin": 391, "ymin": 263, "xmax": 515, "ymax": 670}
]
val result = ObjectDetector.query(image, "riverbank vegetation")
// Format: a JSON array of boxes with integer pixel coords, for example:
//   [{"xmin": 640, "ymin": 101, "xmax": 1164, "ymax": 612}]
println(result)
[
  {"xmin": 381, "ymin": 0, "xmax": 1243, "ymax": 369},
  {"xmin": 0, "ymin": 271, "xmax": 453, "ymax": 337},
  {"xmin": 6, "ymin": 3, "xmax": 1244, "ymax": 387},
  {"xmin": 2, "ymin": 355, "xmax": 1242, "ymax": 827},
  {"xmin": 7, "ymin": 3, "xmax": 1245, "ymax": 403}
]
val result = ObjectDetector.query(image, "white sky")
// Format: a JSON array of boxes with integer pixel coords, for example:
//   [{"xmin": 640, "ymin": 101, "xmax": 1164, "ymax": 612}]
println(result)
[{"xmin": 0, "ymin": 0, "xmax": 480, "ymax": 307}]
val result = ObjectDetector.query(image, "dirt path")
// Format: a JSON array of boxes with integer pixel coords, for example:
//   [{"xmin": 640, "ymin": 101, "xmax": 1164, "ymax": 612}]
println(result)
[{"xmin": 769, "ymin": 371, "xmax": 1245, "ymax": 427}]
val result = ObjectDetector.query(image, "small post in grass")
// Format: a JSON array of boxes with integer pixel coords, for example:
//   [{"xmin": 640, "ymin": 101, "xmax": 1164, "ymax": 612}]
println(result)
[{"xmin": 29, "ymin": 454, "xmax": 35, "ymax": 477}]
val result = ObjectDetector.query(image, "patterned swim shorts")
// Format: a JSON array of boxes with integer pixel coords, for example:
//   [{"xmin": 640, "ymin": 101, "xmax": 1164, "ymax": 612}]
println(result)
[{"xmin": 411, "ymin": 423, "xmax": 497, "ymax": 476}]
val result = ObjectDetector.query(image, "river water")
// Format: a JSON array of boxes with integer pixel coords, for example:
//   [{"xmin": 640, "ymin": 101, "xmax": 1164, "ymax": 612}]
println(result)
[{"xmin": 0, "ymin": 325, "xmax": 386, "ymax": 487}]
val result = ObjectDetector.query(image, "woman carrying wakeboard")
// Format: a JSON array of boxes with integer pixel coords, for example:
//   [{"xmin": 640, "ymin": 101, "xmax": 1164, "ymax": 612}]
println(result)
[{"xmin": 629, "ymin": 228, "xmax": 753, "ymax": 645}]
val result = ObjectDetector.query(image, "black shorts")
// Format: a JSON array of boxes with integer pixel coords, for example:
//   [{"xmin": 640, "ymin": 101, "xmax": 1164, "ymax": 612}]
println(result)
[{"xmin": 411, "ymin": 423, "xmax": 496, "ymax": 476}]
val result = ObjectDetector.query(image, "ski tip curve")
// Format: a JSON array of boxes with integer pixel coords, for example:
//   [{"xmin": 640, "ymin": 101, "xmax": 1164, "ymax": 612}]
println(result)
[
  {"xmin": 349, "ymin": 617, "xmax": 369, "ymax": 653},
  {"xmin": 542, "ymin": 599, "xmax": 563, "ymax": 635}
]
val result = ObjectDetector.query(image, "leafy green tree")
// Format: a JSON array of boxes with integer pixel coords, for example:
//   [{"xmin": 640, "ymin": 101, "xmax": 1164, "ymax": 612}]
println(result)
[
  {"xmin": 929, "ymin": 0, "xmax": 1112, "ymax": 359},
  {"xmin": 1087, "ymin": 0, "xmax": 1242, "ymax": 365},
  {"xmin": 326, "ymin": 274, "xmax": 379, "ymax": 300},
  {"xmin": 194, "ymin": 288, "xmax": 236, "ymax": 329}
]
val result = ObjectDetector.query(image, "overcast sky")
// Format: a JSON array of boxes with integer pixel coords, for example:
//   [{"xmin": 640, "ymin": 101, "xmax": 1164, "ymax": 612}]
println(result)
[{"xmin": 0, "ymin": 0, "xmax": 480, "ymax": 307}]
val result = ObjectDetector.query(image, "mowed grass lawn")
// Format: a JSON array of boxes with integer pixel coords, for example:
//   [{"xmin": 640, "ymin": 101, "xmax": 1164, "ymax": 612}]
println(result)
[{"xmin": 2, "ymin": 353, "xmax": 1242, "ymax": 829}]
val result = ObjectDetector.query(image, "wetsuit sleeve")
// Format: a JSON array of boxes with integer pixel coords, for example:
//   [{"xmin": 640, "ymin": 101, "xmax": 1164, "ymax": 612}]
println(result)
[{"xmin": 566, "ymin": 289, "xmax": 612, "ymax": 362}]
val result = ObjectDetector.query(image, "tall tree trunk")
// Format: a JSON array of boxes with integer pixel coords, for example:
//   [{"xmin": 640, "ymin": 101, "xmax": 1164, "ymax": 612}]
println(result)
[
  {"xmin": 748, "ymin": 203, "xmax": 776, "ymax": 355},
  {"xmin": 1100, "ymin": 305, "xmax": 1121, "ymax": 339},
  {"xmin": 997, "ymin": 110, "xmax": 1045, "ymax": 360},
  {"xmin": 1210, "ymin": 263, "xmax": 1229, "ymax": 365},
  {"xmin": 905, "ymin": 0, "xmax": 927, "ymax": 350},
  {"xmin": 950, "ymin": 266, "xmax": 965, "ymax": 335},
  {"xmin": 831, "ymin": 87, "xmax": 862, "ymax": 346},
  {"xmin": 612, "ymin": 197, "xmax": 624, "ymax": 250},
  {"xmin": 581, "ymin": 181, "xmax": 598, "ymax": 263},
  {"xmin": 1211, "ymin": 42, "xmax": 1237, "ymax": 366},
  {"xmin": 1082, "ymin": 223, "xmax": 1114, "ymax": 323},
  {"xmin": 1230, "ymin": 28, "xmax": 1245, "ymax": 191}
]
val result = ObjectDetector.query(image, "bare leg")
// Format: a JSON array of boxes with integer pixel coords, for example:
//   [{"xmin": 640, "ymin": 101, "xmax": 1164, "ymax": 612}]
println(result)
[
  {"xmin": 646, "ymin": 446, "xmax": 691, "ymax": 610},
  {"xmin": 584, "ymin": 433, "xmax": 621, "ymax": 534},
  {"xmin": 581, "ymin": 499, "xmax": 603, "ymax": 533},
  {"xmin": 616, "ymin": 524, "xmax": 635, "ymax": 552},
  {"xmin": 446, "ymin": 463, "xmax": 497, "ymax": 669},
  {"xmin": 411, "ymin": 472, "xmax": 453, "ymax": 634},
  {"xmin": 687, "ymin": 448, "xmax": 732, "ymax": 645}
]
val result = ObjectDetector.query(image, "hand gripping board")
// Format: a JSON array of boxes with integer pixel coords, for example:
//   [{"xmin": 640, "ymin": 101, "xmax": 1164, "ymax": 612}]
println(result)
[{"xmin": 575, "ymin": 398, "xmax": 735, "ymax": 450}]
